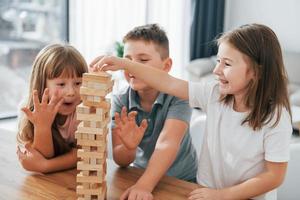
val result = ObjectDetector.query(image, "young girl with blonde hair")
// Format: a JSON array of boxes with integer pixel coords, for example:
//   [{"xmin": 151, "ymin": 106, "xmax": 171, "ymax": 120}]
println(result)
[
  {"xmin": 92, "ymin": 24, "xmax": 292, "ymax": 200},
  {"xmin": 17, "ymin": 44, "xmax": 88, "ymax": 173}
]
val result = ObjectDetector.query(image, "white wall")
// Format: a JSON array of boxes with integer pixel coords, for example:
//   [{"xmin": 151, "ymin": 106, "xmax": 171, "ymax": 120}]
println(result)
[{"xmin": 224, "ymin": 0, "xmax": 300, "ymax": 52}]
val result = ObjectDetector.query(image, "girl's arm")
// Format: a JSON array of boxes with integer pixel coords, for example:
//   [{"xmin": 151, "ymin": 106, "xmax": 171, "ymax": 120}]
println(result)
[
  {"xmin": 121, "ymin": 118, "xmax": 188, "ymax": 199},
  {"xmin": 32, "ymin": 124, "xmax": 54, "ymax": 158},
  {"xmin": 21, "ymin": 89, "xmax": 64, "ymax": 158},
  {"xmin": 93, "ymin": 56, "xmax": 189, "ymax": 100},
  {"xmin": 189, "ymin": 161, "xmax": 287, "ymax": 200},
  {"xmin": 17, "ymin": 145, "xmax": 77, "ymax": 173}
]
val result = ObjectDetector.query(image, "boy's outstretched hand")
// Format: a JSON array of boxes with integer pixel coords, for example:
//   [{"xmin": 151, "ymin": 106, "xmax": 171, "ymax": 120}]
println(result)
[
  {"xmin": 113, "ymin": 106, "xmax": 148, "ymax": 150},
  {"xmin": 89, "ymin": 55, "xmax": 126, "ymax": 72}
]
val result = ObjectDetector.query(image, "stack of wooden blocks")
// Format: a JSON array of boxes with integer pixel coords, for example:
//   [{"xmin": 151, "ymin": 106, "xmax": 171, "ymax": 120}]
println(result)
[{"xmin": 75, "ymin": 72, "xmax": 113, "ymax": 200}]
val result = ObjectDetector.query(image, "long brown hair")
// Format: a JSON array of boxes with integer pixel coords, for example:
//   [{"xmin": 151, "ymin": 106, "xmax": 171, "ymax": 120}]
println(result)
[
  {"xmin": 218, "ymin": 24, "xmax": 291, "ymax": 130},
  {"xmin": 17, "ymin": 44, "xmax": 88, "ymax": 155}
]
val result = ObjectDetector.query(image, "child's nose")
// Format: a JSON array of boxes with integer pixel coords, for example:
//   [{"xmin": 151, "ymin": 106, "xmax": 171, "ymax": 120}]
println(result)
[
  {"xmin": 65, "ymin": 85, "xmax": 76, "ymax": 96},
  {"xmin": 213, "ymin": 63, "xmax": 222, "ymax": 75}
]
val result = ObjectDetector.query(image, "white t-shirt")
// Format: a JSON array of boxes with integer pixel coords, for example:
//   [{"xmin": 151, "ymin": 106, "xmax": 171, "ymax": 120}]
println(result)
[{"xmin": 189, "ymin": 80, "xmax": 292, "ymax": 200}]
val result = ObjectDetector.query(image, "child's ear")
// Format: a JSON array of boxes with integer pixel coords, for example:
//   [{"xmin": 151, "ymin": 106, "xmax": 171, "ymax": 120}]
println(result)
[{"xmin": 162, "ymin": 58, "xmax": 172, "ymax": 72}]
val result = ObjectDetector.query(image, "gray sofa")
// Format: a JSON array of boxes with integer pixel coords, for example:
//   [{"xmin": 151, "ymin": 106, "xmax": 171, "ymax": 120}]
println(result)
[{"xmin": 186, "ymin": 52, "xmax": 300, "ymax": 107}]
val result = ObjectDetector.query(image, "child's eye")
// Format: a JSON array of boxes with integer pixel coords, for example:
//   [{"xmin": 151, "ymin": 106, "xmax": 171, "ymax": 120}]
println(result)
[
  {"xmin": 57, "ymin": 83, "xmax": 65, "ymax": 87},
  {"xmin": 216, "ymin": 59, "xmax": 220, "ymax": 63},
  {"xmin": 225, "ymin": 62, "xmax": 231, "ymax": 66},
  {"xmin": 75, "ymin": 81, "xmax": 82, "ymax": 86},
  {"xmin": 140, "ymin": 59, "xmax": 149, "ymax": 63}
]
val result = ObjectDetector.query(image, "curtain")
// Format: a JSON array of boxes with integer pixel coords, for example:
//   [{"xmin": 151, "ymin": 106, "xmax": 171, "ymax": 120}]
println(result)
[
  {"xmin": 69, "ymin": 0, "xmax": 191, "ymax": 78},
  {"xmin": 190, "ymin": 0, "xmax": 225, "ymax": 60}
]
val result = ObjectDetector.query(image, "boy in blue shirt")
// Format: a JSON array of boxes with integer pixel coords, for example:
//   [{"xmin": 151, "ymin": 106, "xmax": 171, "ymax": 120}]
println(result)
[{"xmin": 91, "ymin": 24, "xmax": 197, "ymax": 200}]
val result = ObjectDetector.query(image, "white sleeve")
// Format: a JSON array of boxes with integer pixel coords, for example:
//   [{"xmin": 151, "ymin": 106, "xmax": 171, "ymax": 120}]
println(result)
[
  {"xmin": 188, "ymin": 79, "xmax": 217, "ymax": 112},
  {"xmin": 264, "ymin": 110, "xmax": 293, "ymax": 162}
]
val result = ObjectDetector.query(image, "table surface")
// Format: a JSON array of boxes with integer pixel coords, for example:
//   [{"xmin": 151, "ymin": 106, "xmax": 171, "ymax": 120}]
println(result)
[{"xmin": 0, "ymin": 128, "xmax": 199, "ymax": 200}]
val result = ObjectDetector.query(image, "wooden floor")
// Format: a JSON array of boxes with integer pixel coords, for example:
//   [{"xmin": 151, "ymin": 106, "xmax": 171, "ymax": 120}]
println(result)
[{"xmin": 0, "ymin": 128, "xmax": 199, "ymax": 200}]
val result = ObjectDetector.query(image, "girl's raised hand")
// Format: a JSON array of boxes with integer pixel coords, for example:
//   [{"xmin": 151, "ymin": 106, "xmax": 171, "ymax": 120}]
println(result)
[
  {"xmin": 113, "ymin": 106, "xmax": 148, "ymax": 150},
  {"xmin": 21, "ymin": 88, "xmax": 64, "ymax": 128}
]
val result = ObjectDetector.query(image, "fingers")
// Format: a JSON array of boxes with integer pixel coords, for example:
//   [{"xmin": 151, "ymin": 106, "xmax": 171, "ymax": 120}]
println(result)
[
  {"xmin": 120, "ymin": 188, "xmax": 130, "ymax": 200},
  {"xmin": 17, "ymin": 146, "xmax": 25, "ymax": 160},
  {"xmin": 32, "ymin": 90, "xmax": 40, "ymax": 110},
  {"xmin": 114, "ymin": 112, "xmax": 121, "ymax": 125},
  {"xmin": 139, "ymin": 119, "xmax": 148, "ymax": 132},
  {"xmin": 128, "ymin": 111, "xmax": 137, "ymax": 121},
  {"xmin": 41, "ymin": 88, "xmax": 49, "ymax": 104},
  {"xmin": 54, "ymin": 98, "xmax": 64, "ymax": 113},
  {"xmin": 120, "ymin": 106, "xmax": 128, "ymax": 124},
  {"xmin": 49, "ymin": 90, "xmax": 63, "ymax": 106},
  {"xmin": 89, "ymin": 55, "xmax": 104, "ymax": 69},
  {"xmin": 128, "ymin": 192, "xmax": 137, "ymax": 200},
  {"xmin": 21, "ymin": 107, "xmax": 33, "ymax": 122}
]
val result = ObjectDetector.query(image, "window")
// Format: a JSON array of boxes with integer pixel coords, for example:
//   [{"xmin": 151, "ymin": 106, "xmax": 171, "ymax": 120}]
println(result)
[{"xmin": 0, "ymin": 0, "xmax": 68, "ymax": 119}]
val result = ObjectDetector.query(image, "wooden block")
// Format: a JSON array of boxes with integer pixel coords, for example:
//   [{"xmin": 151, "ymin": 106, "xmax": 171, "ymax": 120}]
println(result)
[
  {"xmin": 83, "ymin": 119, "xmax": 109, "ymax": 128},
  {"xmin": 77, "ymin": 149, "xmax": 106, "ymax": 159},
  {"xmin": 76, "ymin": 182, "xmax": 106, "ymax": 195},
  {"xmin": 80, "ymin": 87, "xmax": 112, "ymax": 97},
  {"xmin": 77, "ymin": 183, "xmax": 106, "ymax": 200},
  {"xmin": 77, "ymin": 112, "xmax": 108, "ymax": 122},
  {"xmin": 77, "ymin": 103, "xmax": 96, "ymax": 114},
  {"xmin": 83, "ymin": 72, "xmax": 111, "ymax": 83},
  {"xmin": 77, "ymin": 123, "xmax": 108, "ymax": 135},
  {"xmin": 76, "ymin": 173, "xmax": 105, "ymax": 183},
  {"xmin": 87, "ymin": 95, "xmax": 94, "ymax": 101},
  {"xmin": 85, "ymin": 80, "xmax": 114, "ymax": 90},
  {"xmin": 77, "ymin": 161, "xmax": 105, "ymax": 171},
  {"xmin": 77, "ymin": 138, "xmax": 107, "ymax": 147},
  {"xmin": 81, "ymin": 97, "xmax": 111, "ymax": 109}
]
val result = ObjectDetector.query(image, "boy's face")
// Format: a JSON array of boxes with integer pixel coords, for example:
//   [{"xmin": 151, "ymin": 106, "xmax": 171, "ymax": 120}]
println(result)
[{"xmin": 123, "ymin": 40, "xmax": 171, "ymax": 91}]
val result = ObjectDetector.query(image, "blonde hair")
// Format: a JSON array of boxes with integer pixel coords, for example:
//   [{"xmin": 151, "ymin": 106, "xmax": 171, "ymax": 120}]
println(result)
[
  {"xmin": 218, "ymin": 24, "xmax": 291, "ymax": 130},
  {"xmin": 17, "ymin": 43, "xmax": 88, "ymax": 155}
]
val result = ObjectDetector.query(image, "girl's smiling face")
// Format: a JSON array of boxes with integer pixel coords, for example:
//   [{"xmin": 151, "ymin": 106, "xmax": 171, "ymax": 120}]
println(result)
[
  {"xmin": 213, "ymin": 41, "xmax": 255, "ymax": 103},
  {"xmin": 46, "ymin": 72, "xmax": 82, "ymax": 115}
]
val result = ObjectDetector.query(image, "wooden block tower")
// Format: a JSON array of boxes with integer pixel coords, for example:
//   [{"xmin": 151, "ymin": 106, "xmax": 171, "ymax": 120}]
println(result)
[{"xmin": 75, "ymin": 72, "xmax": 113, "ymax": 200}]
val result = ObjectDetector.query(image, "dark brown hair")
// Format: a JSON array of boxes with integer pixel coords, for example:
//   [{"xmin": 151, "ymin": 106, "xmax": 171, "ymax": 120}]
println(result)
[
  {"xmin": 123, "ymin": 23, "xmax": 169, "ymax": 59},
  {"xmin": 218, "ymin": 24, "xmax": 291, "ymax": 130},
  {"xmin": 17, "ymin": 43, "xmax": 88, "ymax": 156}
]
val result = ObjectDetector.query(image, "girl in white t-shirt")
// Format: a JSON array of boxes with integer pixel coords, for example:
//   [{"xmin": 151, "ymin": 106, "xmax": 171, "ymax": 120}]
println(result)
[
  {"xmin": 92, "ymin": 23, "xmax": 292, "ymax": 200},
  {"xmin": 17, "ymin": 44, "xmax": 88, "ymax": 173}
]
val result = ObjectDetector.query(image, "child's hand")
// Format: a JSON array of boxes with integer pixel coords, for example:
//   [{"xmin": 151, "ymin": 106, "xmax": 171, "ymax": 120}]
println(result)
[
  {"xmin": 17, "ymin": 144, "xmax": 47, "ymax": 173},
  {"xmin": 188, "ymin": 188, "xmax": 222, "ymax": 200},
  {"xmin": 113, "ymin": 107, "xmax": 148, "ymax": 150},
  {"xmin": 120, "ymin": 184, "xmax": 153, "ymax": 200},
  {"xmin": 90, "ymin": 55, "xmax": 125, "ymax": 72},
  {"xmin": 21, "ymin": 89, "xmax": 63, "ymax": 128}
]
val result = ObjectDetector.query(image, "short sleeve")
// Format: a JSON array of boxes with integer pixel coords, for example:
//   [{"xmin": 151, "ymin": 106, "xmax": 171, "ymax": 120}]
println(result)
[
  {"xmin": 264, "ymin": 110, "xmax": 293, "ymax": 162},
  {"xmin": 188, "ymin": 79, "xmax": 218, "ymax": 112},
  {"xmin": 166, "ymin": 97, "xmax": 192, "ymax": 124}
]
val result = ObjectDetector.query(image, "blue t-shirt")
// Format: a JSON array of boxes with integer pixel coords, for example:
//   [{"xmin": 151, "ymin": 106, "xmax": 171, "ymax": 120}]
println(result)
[{"xmin": 111, "ymin": 87, "xmax": 198, "ymax": 181}]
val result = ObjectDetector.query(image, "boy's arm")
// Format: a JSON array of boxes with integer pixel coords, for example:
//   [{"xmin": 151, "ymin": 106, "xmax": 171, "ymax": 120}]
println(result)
[
  {"xmin": 189, "ymin": 161, "xmax": 287, "ymax": 200},
  {"xmin": 93, "ymin": 56, "xmax": 189, "ymax": 100},
  {"xmin": 130, "ymin": 118, "xmax": 188, "ymax": 192},
  {"xmin": 17, "ymin": 145, "xmax": 77, "ymax": 173}
]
